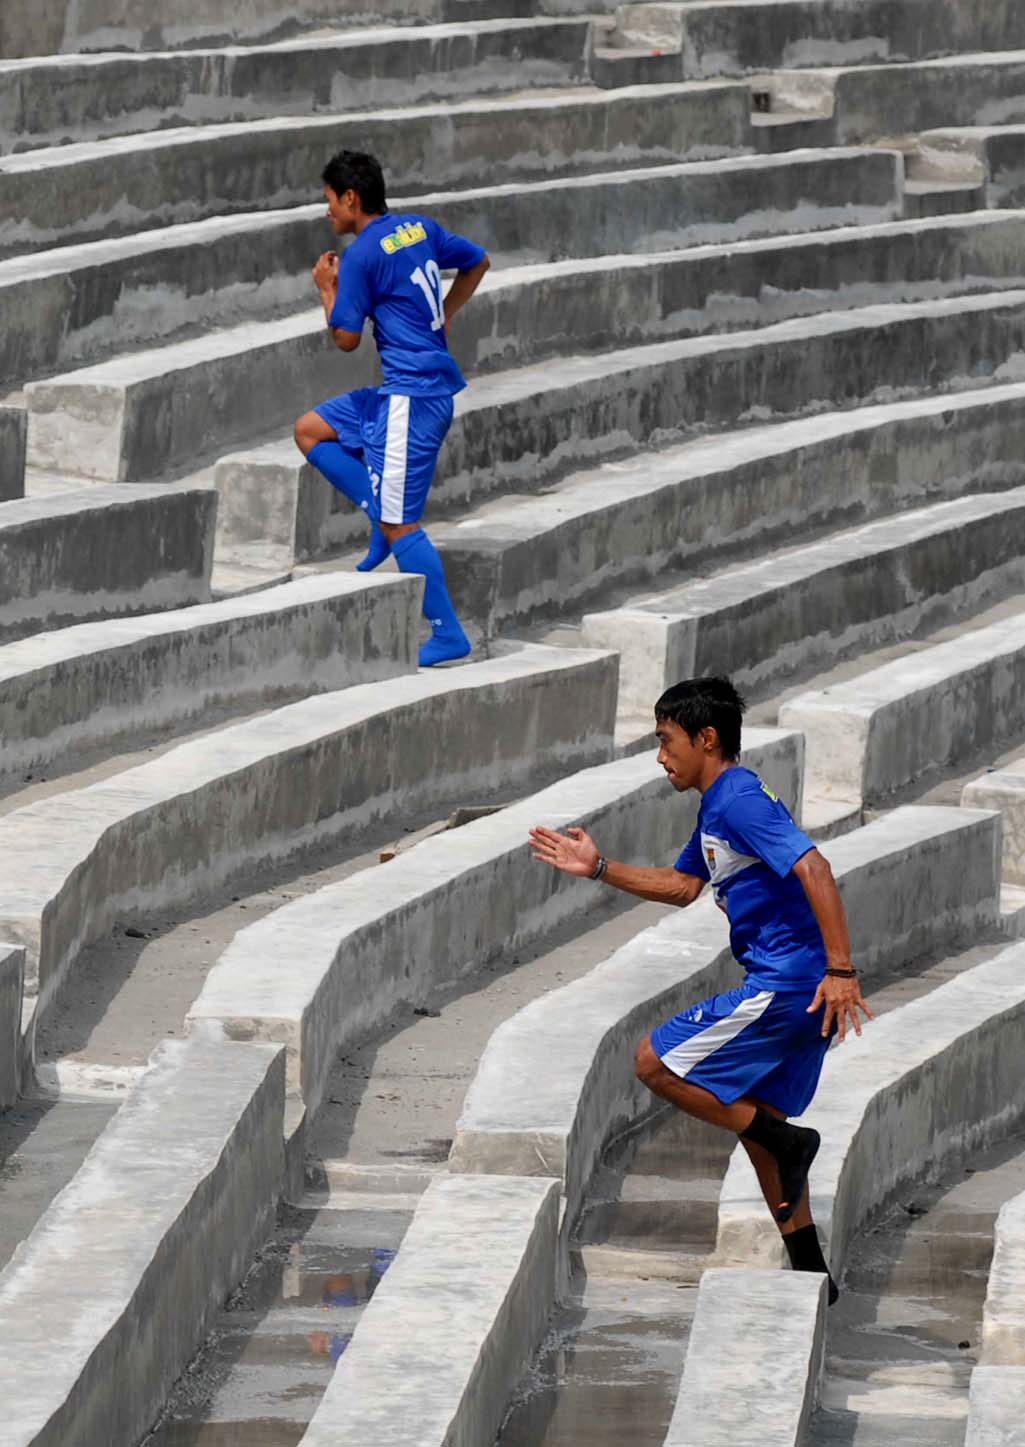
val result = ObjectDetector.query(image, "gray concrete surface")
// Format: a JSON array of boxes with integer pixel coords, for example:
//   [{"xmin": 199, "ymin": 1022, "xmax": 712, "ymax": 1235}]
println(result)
[
  {"xmin": 0, "ymin": 84, "xmax": 752, "ymax": 258},
  {"xmin": 436, "ymin": 383, "xmax": 1025, "ymax": 640},
  {"xmin": 297, "ymin": 1174, "xmax": 560, "ymax": 1447},
  {"xmin": 966, "ymin": 1366, "xmax": 1025, "ymax": 1446},
  {"xmin": 717, "ymin": 932, "xmax": 1025, "ymax": 1274},
  {"xmin": 915, "ymin": 124, "xmax": 1025, "ymax": 209},
  {"xmin": 599, "ymin": 0, "xmax": 1025, "ymax": 81},
  {"xmin": 0, "ymin": 945, "xmax": 24, "ymax": 1112},
  {"xmin": 453, "ymin": 805, "xmax": 994, "ymax": 1227},
  {"xmin": 0, "ymin": 643, "xmax": 616, "ymax": 1033},
  {"xmin": 190, "ymin": 731, "xmax": 797, "ymax": 1143},
  {"xmin": 0, "ymin": 571, "xmax": 420, "ymax": 789},
  {"xmin": 583, "ymin": 485, "xmax": 1025, "ymax": 715},
  {"xmin": 664, "ymin": 1270, "xmax": 826, "ymax": 1447},
  {"xmin": 0, "ymin": 19, "xmax": 589, "ymax": 152},
  {"xmin": 0, "ymin": 1033, "xmax": 286, "ymax": 1447},
  {"xmin": 0, "ymin": 151, "xmax": 904, "ymax": 393},
  {"xmin": 0, "ymin": 406, "xmax": 25, "ymax": 503},
  {"xmin": 0, "ymin": 483, "xmax": 215, "ymax": 644},
  {"xmin": 782, "ymin": 608, "xmax": 1025, "ymax": 810},
  {"xmin": 981, "ymin": 1185, "xmax": 1025, "ymax": 1363},
  {"xmin": 963, "ymin": 759, "xmax": 1025, "ymax": 887}
]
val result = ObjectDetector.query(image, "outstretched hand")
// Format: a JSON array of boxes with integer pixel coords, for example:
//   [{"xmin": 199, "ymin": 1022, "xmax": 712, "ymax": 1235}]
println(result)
[
  {"xmin": 529, "ymin": 825, "xmax": 599, "ymax": 878},
  {"xmin": 808, "ymin": 971, "xmax": 874, "ymax": 1043}
]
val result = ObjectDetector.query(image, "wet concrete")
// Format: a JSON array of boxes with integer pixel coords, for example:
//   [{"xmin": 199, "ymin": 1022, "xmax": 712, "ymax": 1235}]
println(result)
[
  {"xmin": 144, "ymin": 1201, "xmax": 410, "ymax": 1447},
  {"xmin": 809, "ymin": 1132, "xmax": 1025, "ymax": 1446}
]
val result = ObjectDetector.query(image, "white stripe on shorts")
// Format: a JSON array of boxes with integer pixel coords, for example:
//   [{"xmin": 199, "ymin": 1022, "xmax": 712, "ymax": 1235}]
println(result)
[
  {"xmin": 659, "ymin": 989, "xmax": 775, "ymax": 1081},
  {"xmin": 380, "ymin": 394, "xmax": 411, "ymax": 524}
]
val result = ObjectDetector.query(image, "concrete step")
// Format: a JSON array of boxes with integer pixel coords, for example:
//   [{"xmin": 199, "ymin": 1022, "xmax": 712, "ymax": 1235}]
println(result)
[
  {"xmin": 0, "ymin": 148, "xmax": 902, "ymax": 390},
  {"xmin": 0, "ymin": 82, "xmax": 753, "ymax": 258},
  {"xmin": 1, "ymin": 0, "xmax": 539, "ymax": 60},
  {"xmin": 0, "ymin": 407, "xmax": 25, "ymax": 502},
  {"xmin": 0, "ymin": 571, "xmax": 420, "ymax": 794},
  {"xmin": 0, "ymin": 482, "xmax": 215, "ymax": 644},
  {"xmin": 913, "ymin": 123, "xmax": 1025, "ymax": 207},
  {"xmin": 0, "ymin": 641, "xmax": 616, "ymax": 1048},
  {"xmin": 781, "ymin": 609, "xmax": 1025, "ymax": 813},
  {"xmin": 596, "ymin": 0, "xmax": 1025, "ymax": 82},
  {"xmin": 756, "ymin": 50, "xmax": 1025, "ymax": 151},
  {"xmin": 581, "ymin": 485, "xmax": 1025, "ymax": 718},
  {"xmin": 904, "ymin": 179, "xmax": 988, "ymax": 218},
  {"xmin": 431, "ymin": 384, "xmax": 1025, "ymax": 641},
  {"xmin": 0, "ymin": 1034, "xmax": 286, "ymax": 1447},
  {"xmin": 189, "ymin": 733, "xmax": 800, "ymax": 1162},
  {"xmin": 215, "ymin": 288, "xmax": 1025, "ymax": 569},
  {"xmin": 0, "ymin": 18, "xmax": 590, "ymax": 153},
  {"xmin": 0, "ymin": 946, "xmax": 24, "ymax": 1113},
  {"xmin": 962, "ymin": 758, "xmax": 1025, "ymax": 890}
]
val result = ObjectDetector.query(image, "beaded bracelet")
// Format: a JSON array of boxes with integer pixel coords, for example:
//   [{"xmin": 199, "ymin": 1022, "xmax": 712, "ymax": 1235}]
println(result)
[{"xmin": 824, "ymin": 966, "xmax": 857, "ymax": 978}]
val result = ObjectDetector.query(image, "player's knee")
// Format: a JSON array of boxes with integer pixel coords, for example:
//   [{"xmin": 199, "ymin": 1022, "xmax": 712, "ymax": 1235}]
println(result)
[{"xmin": 293, "ymin": 412, "xmax": 322, "ymax": 456}]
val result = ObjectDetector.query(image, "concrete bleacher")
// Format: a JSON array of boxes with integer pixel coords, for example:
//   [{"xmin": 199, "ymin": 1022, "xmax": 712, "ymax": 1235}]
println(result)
[{"xmin": 8, "ymin": 0, "xmax": 1025, "ymax": 1439}]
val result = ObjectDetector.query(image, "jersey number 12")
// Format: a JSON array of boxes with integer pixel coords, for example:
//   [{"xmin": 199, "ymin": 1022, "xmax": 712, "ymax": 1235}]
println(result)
[{"xmin": 411, "ymin": 261, "xmax": 445, "ymax": 332}]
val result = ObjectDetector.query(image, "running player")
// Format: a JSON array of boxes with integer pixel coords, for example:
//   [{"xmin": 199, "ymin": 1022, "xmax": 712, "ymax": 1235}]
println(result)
[
  {"xmin": 294, "ymin": 150, "xmax": 490, "ymax": 667},
  {"xmin": 529, "ymin": 676, "xmax": 872, "ymax": 1301}
]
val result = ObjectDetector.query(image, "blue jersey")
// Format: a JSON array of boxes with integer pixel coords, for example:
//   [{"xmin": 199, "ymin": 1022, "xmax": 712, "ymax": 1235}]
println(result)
[
  {"xmin": 329, "ymin": 211, "xmax": 486, "ymax": 397},
  {"xmin": 675, "ymin": 767, "xmax": 824, "ymax": 991}
]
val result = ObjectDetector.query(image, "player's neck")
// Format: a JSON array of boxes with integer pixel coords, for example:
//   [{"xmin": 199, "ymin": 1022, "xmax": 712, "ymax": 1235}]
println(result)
[
  {"xmin": 696, "ymin": 756, "xmax": 736, "ymax": 796},
  {"xmin": 353, "ymin": 208, "xmax": 386, "ymax": 237}
]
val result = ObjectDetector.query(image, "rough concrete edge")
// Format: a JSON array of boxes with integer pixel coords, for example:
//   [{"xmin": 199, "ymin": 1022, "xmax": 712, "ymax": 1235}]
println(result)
[
  {"xmin": 980, "ymin": 1185, "xmax": 1025, "ymax": 1364},
  {"xmin": 0, "ymin": 942, "xmax": 23, "ymax": 1113},
  {"xmin": 663, "ymin": 1269, "xmax": 827, "ymax": 1447},
  {"xmin": 0, "ymin": 1030, "xmax": 286, "ymax": 1447},
  {"xmin": 965, "ymin": 1365, "xmax": 1025, "ymax": 1446},
  {"xmin": 297, "ymin": 1173, "xmax": 561, "ymax": 1447}
]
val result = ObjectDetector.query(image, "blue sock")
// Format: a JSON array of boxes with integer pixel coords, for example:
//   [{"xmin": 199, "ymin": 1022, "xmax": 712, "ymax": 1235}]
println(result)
[
  {"xmin": 392, "ymin": 528, "xmax": 470, "ymax": 667},
  {"xmin": 307, "ymin": 441, "xmax": 391, "ymax": 571}
]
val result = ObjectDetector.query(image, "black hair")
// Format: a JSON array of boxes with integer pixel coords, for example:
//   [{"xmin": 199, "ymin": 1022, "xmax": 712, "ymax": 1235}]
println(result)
[
  {"xmin": 654, "ymin": 676, "xmax": 746, "ymax": 761},
  {"xmin": 321, "ymin": 150, "xmax": 387, "ymax": 213}
]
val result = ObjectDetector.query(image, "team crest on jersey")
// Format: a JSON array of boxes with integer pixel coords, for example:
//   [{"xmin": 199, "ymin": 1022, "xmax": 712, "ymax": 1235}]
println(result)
[
  {"xmin": 705, "ymin": 845, "xmax": 716, "ymax": 869},
  {"xmin": 380, "ymin": 221, "xmax": 427, "ymax": 255}
]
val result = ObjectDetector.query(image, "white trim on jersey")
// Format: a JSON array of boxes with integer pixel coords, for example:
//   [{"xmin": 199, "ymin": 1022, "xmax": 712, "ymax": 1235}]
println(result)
[
  {"xmin": 701, "ymin": 831, "xmax": 760, "ymax": 890},
  {"xmin": 659, "ymin": 989, "xmax": 775, "ymax": 1080},
  {"xmin": 380, "ymin": 394, "xmax": 411, "ymax": 523}
]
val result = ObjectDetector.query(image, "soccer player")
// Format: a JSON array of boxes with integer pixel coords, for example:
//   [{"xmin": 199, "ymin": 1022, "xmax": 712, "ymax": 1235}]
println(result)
[
  {"xmin": 294, "ymin": 150, "xmax": 490, "ymax": 667},
  {"xmin": 529, "ymin": 676, "xmax": 872, "ymax": 1302}
]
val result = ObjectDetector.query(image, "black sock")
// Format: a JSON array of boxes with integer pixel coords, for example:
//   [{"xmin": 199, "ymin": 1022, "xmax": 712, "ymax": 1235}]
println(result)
[
  {"xmin": 740, "ymin": 1107, "xmax": 821, "ymax": 1224},
  {"xmin": 784, "ymin": 1225, "xmax": 839, "ymax": 1305}
]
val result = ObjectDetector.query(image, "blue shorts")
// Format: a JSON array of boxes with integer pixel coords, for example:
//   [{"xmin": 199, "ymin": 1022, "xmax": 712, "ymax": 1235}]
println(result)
[
  {"xmin": 314, "ymin": 387, "xmax": 454, "ymax": 524},
  {"xmin": 650, "ymin": 980, "xmax": 833, "ymax": 1118}
]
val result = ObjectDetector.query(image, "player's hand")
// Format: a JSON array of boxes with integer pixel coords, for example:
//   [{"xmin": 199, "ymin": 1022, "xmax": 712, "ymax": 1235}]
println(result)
[
  {"xmin": 312, "ymin": 251, "xmax": 339, "ymax": 290},
  {"xmin": 807, "ymin": 970, "xmax": 874, "ymax": 1043},
  {"xmin": 529, "ymin": 825, "xmax": 600, "ymax": 878}
]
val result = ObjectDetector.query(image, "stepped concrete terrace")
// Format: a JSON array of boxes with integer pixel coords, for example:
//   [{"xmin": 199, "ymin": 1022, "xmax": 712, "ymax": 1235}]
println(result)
[
  {"xmin": 0, "ymin": 148, "xmax": 904, "ymax": 390},
  {"xmin": 432, "ymin": 385, "xmax": 1025, "ymax": 641},
  {"xmin": 593, "ymin": 0, "xmax": 1025, "ymax": 82},
  {"xmin": 914, "ymin": 124, "xmax": 1025, "ymax": 209},
  {"xmin": 0, "ymin": 18, "xmax": 591, "ymax": 153},
  {"xmin": 0, "ymin": 1033, "xmax": 287, "ymax": 1447},
  {"xmin": 582, "ymin": 485, "xmax": 1025, "ymax": 718},
  {"xmin": 0, "ymin": 83, "xmax": 753, "ymax": 258},
  {"xmin": 0, "ymin": 642, "xmax": 614, "ymax": 1041},
  {"xmin": 0, "ymin": 571, "xmax": 420, "ymax": 791},
  {"xmin": 963, "ymin": 758, "xmax": 1025, "ymax": 890},
  {"xmin": 780, "ymin": 607, "xmax": 1025, "ymax": 812},
  {"xmin": 0, "ymin": 483, "xmax": 215, "ymax": 643},
  {"xmin": 214, "ymin": 285, "xmax": 1025, "ymax": 570}
]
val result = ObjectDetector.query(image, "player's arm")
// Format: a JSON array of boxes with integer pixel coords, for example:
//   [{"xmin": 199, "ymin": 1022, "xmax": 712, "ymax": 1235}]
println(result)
[
  {"xmin": 443, "ymin": 254, "xmax": 490, "ymax": 330},
  {"xmin": 313, "ymin": 250, "xmax": 364, "ymax": 352},
  {"xmin": 792, "ymin": 848, "xmax": 873, "ymax": 1042},
  {"xmin": 529, "ymin": 825, "xmax": 704, "ymax": 907}
]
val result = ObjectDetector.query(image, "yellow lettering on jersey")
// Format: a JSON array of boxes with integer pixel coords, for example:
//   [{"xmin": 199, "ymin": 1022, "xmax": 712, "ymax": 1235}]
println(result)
[
  {"xmin": 760, "ymin": 783, "xmax": 779, "ymax": 802},
  {"xmin": 379, "ymin": 221, "xmax": 427, "ymax": 255}
]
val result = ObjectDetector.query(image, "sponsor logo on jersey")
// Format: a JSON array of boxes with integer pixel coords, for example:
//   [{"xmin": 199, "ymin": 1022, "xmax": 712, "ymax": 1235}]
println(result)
[
  {"xmin": 760, "ymin": 783, "xmax": 779, "ymax": 803},
  {"xmin": 380, "ymin": 221, "xmax": 427, "ymax": 255}
]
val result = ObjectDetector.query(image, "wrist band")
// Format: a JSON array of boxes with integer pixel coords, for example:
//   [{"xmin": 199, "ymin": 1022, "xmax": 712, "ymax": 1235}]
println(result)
[
  {"xmin": 590, "ymin": 855, "xmax": 608, "ymax": 881},
  {"xmin": 824, "ymin": 967, "xmax": 857, "ymax": 978}
]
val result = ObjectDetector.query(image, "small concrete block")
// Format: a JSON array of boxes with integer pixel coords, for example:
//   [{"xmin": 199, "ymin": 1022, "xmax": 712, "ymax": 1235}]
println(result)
[
  {"xmin": 0, "ymin": 1034, "xmax": 286, "ymax": 1447},
  {"xmin": 665, "ymin": 1269, "xmax": 826, "ymax": 1447},
  {"xmin": 297, "ymin": 1174, "xmax": 560, "ymax": 1447},
  {"xmin": 0, "ymin": 943, "xmax": 24, "ymax": 1113},
  {"xmin": 965, "ymin": 1367, "xmax": 1025, "ymax": 1446},
  {"xmin": 981, "ymin": 1190, "xmax": 1025, "ymax": 1364},
  {"xmin": 963, "ymin": 762, "xmax": 1025, "ymax": 887}
]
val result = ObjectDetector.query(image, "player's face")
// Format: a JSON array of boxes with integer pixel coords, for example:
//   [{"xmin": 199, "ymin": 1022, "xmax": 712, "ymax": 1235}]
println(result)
[
  {"xmin": 655, "ymin": 718, "xmax": 710, "ymax": 792},
  {"xmin": 324, "ymin": 184, "xmax": 360, "ymax": 236}
]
